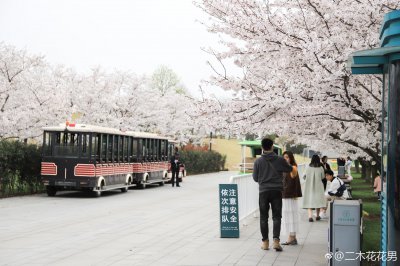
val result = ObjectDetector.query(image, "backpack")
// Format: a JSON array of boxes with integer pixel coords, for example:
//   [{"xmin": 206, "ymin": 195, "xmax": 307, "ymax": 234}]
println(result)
[{"xmin": 336, "ymin": 179, "xmax": 347, "ymax": 197}]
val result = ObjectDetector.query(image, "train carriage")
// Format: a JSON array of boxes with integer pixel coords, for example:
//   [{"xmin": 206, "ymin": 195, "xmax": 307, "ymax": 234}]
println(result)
[{"xmin": 41, "ymin": 123, "xmax": 180, "ymax": 196}]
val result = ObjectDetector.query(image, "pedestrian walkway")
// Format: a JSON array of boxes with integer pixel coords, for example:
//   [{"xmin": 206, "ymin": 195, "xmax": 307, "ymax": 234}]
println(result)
[{"xmin": 0, "ymin": 171, "xmax": 328, "ymax": 266}]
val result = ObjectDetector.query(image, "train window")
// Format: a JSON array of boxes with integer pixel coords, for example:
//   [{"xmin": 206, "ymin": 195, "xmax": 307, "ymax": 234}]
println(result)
[
  {"xmin": 164, "ymin": 140, "xmax": 168, "ymax": 160},
  {"xmin": 107, "ymin": 135, "xmax": 113, "ymax": 162},
  {"xmin": 153, "ymin": 139, "xmax": 156, "ymax": 160},
  {"xmin": 123, "ymin": 137, "xmax": 128, "ymax": 162},
  {"xmin": 43, "ymin": 132, "xmax": 53, "ymax": 156},
  {"xmin": 149, "ymin": 139, "xmax": 152, "ymax": 160},
  {"xmin": 114, "ymin": 135, "xmax": 119, "ymax": 163},
  {"xmin": 152, "ymin": 139, "xmax": 156, "ymax": 160},
  {"xmin": 101, "ymin": 134, "xmax": 107, "ymax": 163},
  {"xmin": 119, "ymin": 136, "xmax": 124, "ymax": 162},
  {"xmin": 53, "ymin": 132, "xmax": 79, "ymax": 157},
  {"xmin": 146, "ymin": 139, "xmax": 152, "ymax": 161},
  {"xmin": 132, "ymin": 139, "xmax": 138, "ymax": 162},
  {"xmin": 161, "ymin": 140, "xmax": 165, "ymax": 160},
  {"xmin": 127, "ymin": 137, "xmax": 132, "ymax": 162},
  {"xmin": 156, "ymin": 139, "xmax": 161, "ymax": 161},
  {"xmin": 81, "ymin": 133, "xmax": 89, "ymax": 158},
  {"xmin": 149, "ymin": 139, "xmax": 154, "ymax": 161},
  {"xmin": 143, "ymin": 139, "xmax": 148, "ymax": 160},
  {"xmin": 91, "ymin": 134, "xmax": 100, "ymax": 162},
  {"xmin": 136, "ymin": 139, "xmax": 141, "ymax": 161},
  {"xmin": 147, "ymin": 139, "xmax": 150, "ymax": 160},
  {"xmin": 160, "ymin": 140, "xmax": 164, "ymax": 160}
]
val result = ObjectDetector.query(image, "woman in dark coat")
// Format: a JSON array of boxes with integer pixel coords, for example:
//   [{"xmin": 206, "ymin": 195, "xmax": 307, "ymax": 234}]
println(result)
[{"xmin": 281, "ymin": 151, "xmax": 302, "ymax": 245}]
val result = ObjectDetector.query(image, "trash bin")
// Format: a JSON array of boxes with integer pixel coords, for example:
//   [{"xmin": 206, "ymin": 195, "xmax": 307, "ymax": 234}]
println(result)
[{"xmin": 329, "ymin": 200, "xmax": 363, "ymax": 266}]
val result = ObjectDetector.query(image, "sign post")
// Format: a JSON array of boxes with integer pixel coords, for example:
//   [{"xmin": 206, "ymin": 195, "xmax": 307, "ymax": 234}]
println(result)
[{"xmin": 219, "ymin": 184, "xmax": 239, "ymax": 238}]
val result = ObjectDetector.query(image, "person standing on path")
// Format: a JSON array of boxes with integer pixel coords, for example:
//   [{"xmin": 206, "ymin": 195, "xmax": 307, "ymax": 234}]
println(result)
[
  {"xmin": 170, "ymin": 147, "xmax": 181, "ymax": 187},
  {"xmin": 321, "ymin": 156, "xmax": 331, "ymax": 190},
  {"xmin": 281, "ymin": 151, "xmax": 302, "ymax": 246},
  {"xmin": 253, "ymin": 138, "xmax": 293, "ymax": 252},
  {"xmin": 320, "ymin": 156, "xmax": 331, "ymax": 219},
  {"xmin": 345, "ymin": 156, "xmax": 353, "ymax": 176},
  {"xmin": 302, "ymin": 155, "xmax": 326, "ymax": 222}
]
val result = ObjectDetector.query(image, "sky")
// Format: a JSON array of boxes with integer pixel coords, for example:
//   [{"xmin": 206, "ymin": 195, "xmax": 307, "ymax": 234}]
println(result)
[{"xmin": 0, "ymin": 0, "xmax": 230, "ymax": 98}]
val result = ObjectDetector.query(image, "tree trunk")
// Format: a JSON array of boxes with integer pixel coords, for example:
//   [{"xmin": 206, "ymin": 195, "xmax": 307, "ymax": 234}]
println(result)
[
  {"xmin": 355, "ymin": 159, "xmax": 360, "ymax": 173},
  {"xmin": 371, "ymin": 163, "xmax": 379, "ymax": 186},
  {"xmin": 360, "ymin": 159, "xmax": 367, "ymax": 179},
  {"xmin": 365, "ymin": 161, "xmax": 372, "ymax": 183}
]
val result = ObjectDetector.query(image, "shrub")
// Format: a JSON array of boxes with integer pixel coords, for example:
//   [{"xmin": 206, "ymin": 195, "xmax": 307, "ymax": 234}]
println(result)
[
  {"xmin": 180, "ymin": 149, "xmax": 226, "ymax": 175},
  {"xmin": 0, "ymin": 140, "xmax": 43, "ymax": 197}
]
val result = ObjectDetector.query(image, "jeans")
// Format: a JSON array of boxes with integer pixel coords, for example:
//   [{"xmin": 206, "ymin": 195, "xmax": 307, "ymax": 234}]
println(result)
[{"xmin": 259, "ymin": 190, "xmax": 282, "ymax": 241}]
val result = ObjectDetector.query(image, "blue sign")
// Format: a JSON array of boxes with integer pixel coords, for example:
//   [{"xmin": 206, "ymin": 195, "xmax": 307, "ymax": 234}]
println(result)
[{"xmin": 219, "ymin": 184, "xmax": 239, "ymax": 238}]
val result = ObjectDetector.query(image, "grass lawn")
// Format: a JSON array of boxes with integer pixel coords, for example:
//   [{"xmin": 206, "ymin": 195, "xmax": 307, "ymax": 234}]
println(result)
[{"xmin": 350, "ymin": 172, "xmax": 381, "ymax": 265}]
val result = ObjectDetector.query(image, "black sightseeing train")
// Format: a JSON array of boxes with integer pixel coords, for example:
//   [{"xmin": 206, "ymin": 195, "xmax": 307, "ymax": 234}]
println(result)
[{"xmin": 41, "ymin": 123, "xmax": 185, "ymax": 196}]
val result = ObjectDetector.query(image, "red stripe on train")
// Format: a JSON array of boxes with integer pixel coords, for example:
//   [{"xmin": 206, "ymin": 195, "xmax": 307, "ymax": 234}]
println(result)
[
  {"xmin": 74, "ymin": 164, "xmax": 96, "ymax": 177},
  {"xmin": 41, "ymin": 162, "xmax": 57, "ymax": 175}
]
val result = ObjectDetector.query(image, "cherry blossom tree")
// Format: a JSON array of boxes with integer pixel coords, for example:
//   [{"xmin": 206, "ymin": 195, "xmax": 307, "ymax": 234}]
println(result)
[
  {"xmin": 0, "ymin": 43, "xmax": 200, "ymax": 143},
  {"xmin": 195, "ymin": 0, "xmax": 399, "ymax": 164},
  {"xmin": 0, "ymin": 43, "xmax": 52, "ymax": 139}
]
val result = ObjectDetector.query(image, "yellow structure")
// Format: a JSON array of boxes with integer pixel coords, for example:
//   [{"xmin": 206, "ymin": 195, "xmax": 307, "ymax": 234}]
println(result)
[{"xmin": 203, "ymin": 138, "xmax": 252, "ymax": 171}]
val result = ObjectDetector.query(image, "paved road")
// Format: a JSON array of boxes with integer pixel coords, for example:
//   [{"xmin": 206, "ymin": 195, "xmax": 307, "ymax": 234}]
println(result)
[{"xmin": 0, "ymin": 171, "xmax": 328, "ymax": 266}]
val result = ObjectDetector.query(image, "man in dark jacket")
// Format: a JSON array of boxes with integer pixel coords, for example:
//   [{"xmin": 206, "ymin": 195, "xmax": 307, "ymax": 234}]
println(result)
[
  {"xmin": 253, "ymin": 138, "xmax": 293, "ymax": 252},
  {"xmin": 170, "ymin": 147, "xmax": 181, "ymax": 187}
]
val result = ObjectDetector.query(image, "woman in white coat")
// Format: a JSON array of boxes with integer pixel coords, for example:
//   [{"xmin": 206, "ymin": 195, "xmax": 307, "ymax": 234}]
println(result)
[{"xmin": 302, "ymin": 155, "xmax": 326, "ymax": 222}]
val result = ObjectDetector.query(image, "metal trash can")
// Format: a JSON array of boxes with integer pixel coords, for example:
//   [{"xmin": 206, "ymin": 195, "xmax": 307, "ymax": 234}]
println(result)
[{"xmin": 328, "ymin": 200, "xmax": 363, "ymax": 265}]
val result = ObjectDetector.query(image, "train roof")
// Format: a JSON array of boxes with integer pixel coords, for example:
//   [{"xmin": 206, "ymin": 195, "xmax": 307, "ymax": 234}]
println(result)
[
  {"xmin": 43, "ymin": 124, "xmax": 168, "ymax": 139},
  {"xmin": 126, "ymin": 131, "xmax": 168, "ymax": 140}
]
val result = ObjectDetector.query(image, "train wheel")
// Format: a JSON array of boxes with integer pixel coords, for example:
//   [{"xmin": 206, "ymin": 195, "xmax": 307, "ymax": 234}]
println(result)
[
  {"xmin": 121, "ymin": 179, "xmax": 131, "ymax": 192},
  {"xmin": 46, "ymin": 186, "xmax": 57, "ymax": 197},
  {"xmin": 93, "ymin": 183, "xmax": 103, "ymax": 197},
  {"xmin": 121, "ymin": 186, "xmax": 128, "ymax": 192},
  {"xmin": 138, "ymin": 175, "xmax": 147, "ymax": 189}
]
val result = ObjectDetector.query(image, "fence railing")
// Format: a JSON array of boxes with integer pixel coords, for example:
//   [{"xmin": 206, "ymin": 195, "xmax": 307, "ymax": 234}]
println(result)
[
  {"xmin": 229, "ymin": 163, "xmax": 306, "ymax": 222},
  {"xmin": 229, "ymin": 173, "xmax": 258, "ymax": 222}
]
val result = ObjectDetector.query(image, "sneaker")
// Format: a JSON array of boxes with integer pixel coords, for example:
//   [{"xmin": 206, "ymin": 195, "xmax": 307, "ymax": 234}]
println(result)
[
  {"xmin": 309, "ymin": 218, "xmax": 314, "ymax": 222},
  {"xmin": 316, "ymin": 216, "xmax": 321, "ymax": 221},
  {"xmin": 320, "ymin": 213, "xmax": 328, "ymax": 219},
  {"xmin": 261, "ymin": 240, "xmax": 269, "ymax": 250}
]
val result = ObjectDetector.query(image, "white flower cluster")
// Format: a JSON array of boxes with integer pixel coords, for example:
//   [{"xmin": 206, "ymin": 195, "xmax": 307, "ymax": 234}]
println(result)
[{"xmin": 194, "ymin": 0, "xmax": 397, "ymax": 161}]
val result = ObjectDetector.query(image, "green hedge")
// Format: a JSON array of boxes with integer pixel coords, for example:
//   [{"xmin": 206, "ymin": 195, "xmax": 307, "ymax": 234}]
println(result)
[
  {"xmin": 0, "ymin": 140, "xmax": 43, "ymax": 197},
  {"xmin": 180, "ymin": 150, "xmax": 226, "ymax": 175}
]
